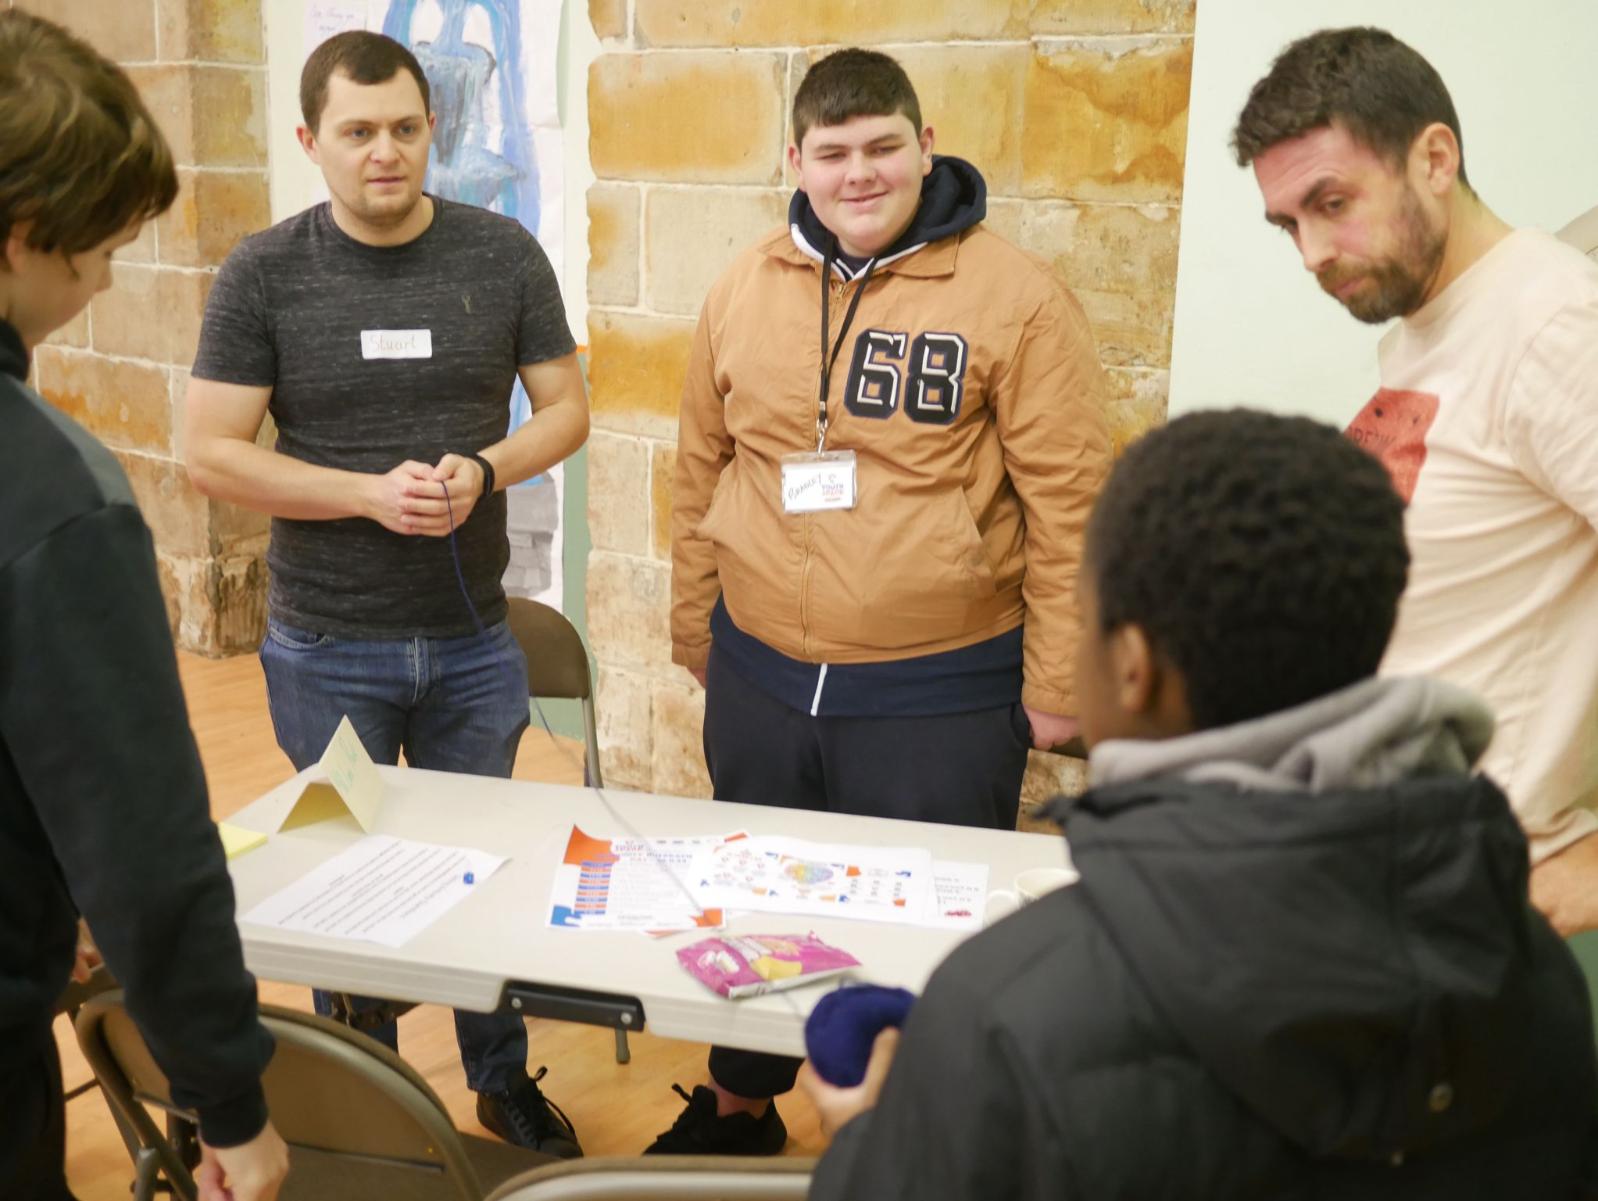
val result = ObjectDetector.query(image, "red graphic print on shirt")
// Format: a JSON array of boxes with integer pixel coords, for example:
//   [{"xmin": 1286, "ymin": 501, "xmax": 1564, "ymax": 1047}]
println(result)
[{"xmin": 1345, "ymin": 388, "xmax": 1440, "ymax": 503}]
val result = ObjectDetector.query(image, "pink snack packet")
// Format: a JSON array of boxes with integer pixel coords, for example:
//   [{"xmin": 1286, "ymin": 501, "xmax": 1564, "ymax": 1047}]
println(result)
[{"xmin": 677, "ymin": 932, "xmax": 860, "ymax": 999}]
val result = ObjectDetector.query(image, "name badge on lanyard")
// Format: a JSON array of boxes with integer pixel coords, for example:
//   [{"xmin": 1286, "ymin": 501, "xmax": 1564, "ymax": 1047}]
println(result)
[
  {"xmin": 361, "ymin": 329, "xmax": 433, "ymax": 359},
  {"xmin": 784, "ymin": 250, "xmax": 874, "ymax": 515},
  {"xmin": 782, "ymin": 450, "xmax": 858, "ymax": 513}
]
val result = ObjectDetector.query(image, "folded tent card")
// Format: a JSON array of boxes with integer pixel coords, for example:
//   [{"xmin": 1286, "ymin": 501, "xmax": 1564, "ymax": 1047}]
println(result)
[{"xmin": 274, "ymin": 714, "xmax": 385, "ymax": 833}]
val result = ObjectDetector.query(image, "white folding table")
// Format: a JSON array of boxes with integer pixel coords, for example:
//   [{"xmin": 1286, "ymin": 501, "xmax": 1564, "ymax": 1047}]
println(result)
[{"xmin": 226, "ymin": 765, "xmax": 1075, "ymax": 1057}]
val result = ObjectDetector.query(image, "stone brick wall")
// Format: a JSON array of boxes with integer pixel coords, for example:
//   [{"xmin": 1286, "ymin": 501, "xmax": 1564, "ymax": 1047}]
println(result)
[
  {"xmin": 15, "ymin": 0, "xmax": 271, "ymax": 654},
  {"xmin": 584, "ymin": 1, "xmax": 1194, "ymax": 822}
]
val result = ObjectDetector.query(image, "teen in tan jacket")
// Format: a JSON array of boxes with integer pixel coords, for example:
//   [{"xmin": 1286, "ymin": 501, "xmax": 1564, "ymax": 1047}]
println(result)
[{"xmin": 653, "ymin": 48, "xmax": 1110, "ymax": 1158}]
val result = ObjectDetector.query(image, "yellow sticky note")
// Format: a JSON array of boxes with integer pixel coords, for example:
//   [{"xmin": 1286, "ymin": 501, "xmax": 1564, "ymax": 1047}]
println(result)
[
  {"xmin": 218, "ymin": 822, "xmax": 267, "ymax": 860},
  {"xmin": 277, "ymin": 715, "xmax": 384, "ymax": 833}
]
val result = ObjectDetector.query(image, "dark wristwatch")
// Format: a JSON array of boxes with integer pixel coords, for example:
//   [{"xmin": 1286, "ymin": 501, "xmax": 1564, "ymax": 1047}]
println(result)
[{"xmin": 461, "ymin": 451, "xmax": 495, "ymax": 498}]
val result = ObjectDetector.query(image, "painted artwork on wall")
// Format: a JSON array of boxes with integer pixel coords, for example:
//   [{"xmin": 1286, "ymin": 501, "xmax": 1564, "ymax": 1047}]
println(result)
[{"xmin": 302, "ymin": 0, "xmax": 567, "ymax": 608}]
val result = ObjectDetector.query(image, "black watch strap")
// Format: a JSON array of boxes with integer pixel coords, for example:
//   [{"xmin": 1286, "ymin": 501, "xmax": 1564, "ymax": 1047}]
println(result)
[{"xmin": 463, "ymin": 451, "xmax": 495, "ymax": 498}]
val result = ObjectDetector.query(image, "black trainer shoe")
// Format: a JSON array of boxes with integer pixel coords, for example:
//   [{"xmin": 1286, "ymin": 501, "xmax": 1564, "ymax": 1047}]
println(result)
[
  {"xmin": 476, "ymin": 1066, "xmax": 582, "ymax": 1158},
  {"xmin": 643, "ymin": 1083, "xmax": 787, "ymax": 1155}
]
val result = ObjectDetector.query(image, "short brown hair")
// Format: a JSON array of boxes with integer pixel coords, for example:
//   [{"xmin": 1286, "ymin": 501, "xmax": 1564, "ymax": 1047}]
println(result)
[
  {"xmin": 301, "ymin": 30, "xmax": 431, "ymax": 133},
  {"xmin": 0, "ymin": 10, "xmax": 177, "ymax": 256},
  {"xmin": 793, "ymin": 49, "xmax": 922, "ymax": 149},
  {"xmin": 1233, "ymin": 27, "xmax": 1470, "ymax": 189}
]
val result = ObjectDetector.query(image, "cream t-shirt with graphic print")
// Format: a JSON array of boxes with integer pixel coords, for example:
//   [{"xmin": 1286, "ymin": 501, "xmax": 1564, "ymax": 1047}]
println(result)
[{"xmin": 1348, "ymin": 229, "xmax": 1598, "ymax": 862}]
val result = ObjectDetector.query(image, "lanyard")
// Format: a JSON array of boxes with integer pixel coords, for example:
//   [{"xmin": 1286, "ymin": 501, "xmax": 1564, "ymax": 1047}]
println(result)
[{"xmin": 816, "ymin": 242, "xmax": 877, "ymax": 452}]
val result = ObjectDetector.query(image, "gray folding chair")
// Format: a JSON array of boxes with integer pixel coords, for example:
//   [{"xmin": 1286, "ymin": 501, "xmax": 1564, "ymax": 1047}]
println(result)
[
  {"xmin": 503, "ymin": 597, "xmax": 628, "ymax": 1064},
  {"xmin": 484, "ymin": 1155, "xmax": 816, "ymax": 1201},
  {"xmin": 74, "ymin": 990, "xmax": 549, "ymax": 1201},
  {"xmin": 505, "ymin": 597, "xmax": 603, "ymax": 789}
]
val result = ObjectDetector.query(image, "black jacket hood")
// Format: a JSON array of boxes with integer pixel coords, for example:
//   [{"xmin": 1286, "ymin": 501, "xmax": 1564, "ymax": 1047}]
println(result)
[
  {"xmin": 1053, "ymin": 772, "xmax": 1579, "ymax": 1163},
  {"xmin": 788, "ymin": 154, "xmax": 987, "ymax": 266}
]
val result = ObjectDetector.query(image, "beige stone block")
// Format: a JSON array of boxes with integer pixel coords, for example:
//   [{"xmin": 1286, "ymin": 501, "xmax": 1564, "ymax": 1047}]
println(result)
[
  {"xmin": 650, "ymin": 678, "xmax": 712, "ymax": 800},
  {"xmin": 1018, "ymin": 749, "xmax": 1087, "ymax": 833},
  {"xmin": 644, "ymin": 187, "xmax": 786, "ymax": 316},
  {"xmin": 587, "ymin": 183, "xmax": 640, "ymax": 307},
  {"xmin": 650, "ymin": 442, "xmax": 674, "ymax": 562},
  {"xmin": 636, "ymin": 0, "xmax": 1029, "ymax": 48},
  {"xmin": 17, "ymin": 0, "xmax": 156, "ymax": 61},
  {"xmin": 117, "ymin": 221, "xmax": 158, "ymax": 265},
  {"xmin": 128, "ymin": 64, "xmax": 267, "ymax": 168},
  {"xmin": 44, "ymin": 307, "xmax": 91, "ymax": 350},
  {"xmin": 153, "ymin": 550, "xmax": 184, "ymax": 639},
  {"xmin": 1103, "ymin": 366, "xmax": 1168, "ymax": 457},
  {"xmin": 166, "ymin": 547, "xmax": 269, "ymax": 655},
  {"xmin": 1030, "ymin": 0, "xmax": 1195, "ymax": 35},
  {"xmin": 587, "ymin": 310, "xmax": 696, "ymax": 439},
  {"xmin": 587, "ymin": 431, "xmax": 650, "ymax": 555},
  {"xmin": 157, "ymin": 167, "xmax": 270, "ymax": 268},
  {"xmin": 596, "ymin": 666, "xmax": 654, "ymax": 790},
  {"xmin": 158, "ymin": 0, "xmax": 263, "ymax": 64},
  {"xmin": 90, "ymin": 264, "xmax": 212, "ymax": 366},
  {"xmin": 873, "ymin": 47, "xmax": 1029, "ymax": 196},
  {"xmin": 588, "ymin": 551, "xmax": 674, "ymax": 672},
  {"xmin": 987, "ymin": 198, "xmax": 1179, "ymax": 367},
  {"xmin": 115, "ymin": 450, "xmax": 210, "ymax": 558},
  {"xmin": 589, "ymin": 53, "xmax": 785, "ymax": 184},
  {"xmin": 589, "ymin": 0, "xmax": 627, "ymax": 40},
  {"xmin": 1023, "ymin": 40, "xmax": 1192, "ymax": 203},
  {"xmin": 34, "ymin": 347, "xmax": 171, "ymax": 455},
  {"xmin": 210, "ymin": 498, "xmax": 270, "ymax": 554}
]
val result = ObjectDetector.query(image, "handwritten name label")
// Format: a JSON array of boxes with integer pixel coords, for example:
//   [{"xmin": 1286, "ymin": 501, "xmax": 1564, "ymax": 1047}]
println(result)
[{"xmin": 361, "ymin": 329, "xmax": 433, "ymax": 360}]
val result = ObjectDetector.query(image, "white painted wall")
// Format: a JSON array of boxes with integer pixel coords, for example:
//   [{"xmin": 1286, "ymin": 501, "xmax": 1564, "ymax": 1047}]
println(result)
[{"xmin": 1170, "ymin": 0, "xmax": 1598, "ymax": 425}]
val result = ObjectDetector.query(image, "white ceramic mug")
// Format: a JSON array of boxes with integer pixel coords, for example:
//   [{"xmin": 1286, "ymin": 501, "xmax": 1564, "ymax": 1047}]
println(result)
[{"xmin": 985, "ymin": 866, "xmax": 1078, "ymax": 925}]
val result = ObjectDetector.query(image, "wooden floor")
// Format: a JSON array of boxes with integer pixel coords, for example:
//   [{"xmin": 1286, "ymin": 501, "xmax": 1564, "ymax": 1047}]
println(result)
[{"xmin": 57, "ymin": 651, "xmax": 823, "ymax": 1199}]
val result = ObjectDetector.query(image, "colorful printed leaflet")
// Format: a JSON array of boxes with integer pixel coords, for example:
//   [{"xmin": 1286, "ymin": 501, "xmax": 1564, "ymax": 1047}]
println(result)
[
  {"xmin": 689, "ymin": 836, "xmax": 934, "ymax": 925},
  {"xmin": 548, "ymin": 826, "xmax": 730, "ymax": 931},
  {"xmin": 678, "ymin": 932, "xmax": 861, "ymax": 999}
]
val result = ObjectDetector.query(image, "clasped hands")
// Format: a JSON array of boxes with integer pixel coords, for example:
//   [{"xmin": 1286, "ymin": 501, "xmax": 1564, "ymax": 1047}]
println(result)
[{"xmin": 367, "ymin": 453, "xmax": 485, "ymax": 536}]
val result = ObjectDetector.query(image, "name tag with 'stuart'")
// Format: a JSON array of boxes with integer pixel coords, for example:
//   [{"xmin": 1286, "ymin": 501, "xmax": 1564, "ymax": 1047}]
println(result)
[{"xmin": 361, "ymin": 329, "xmax": 433, "ymax": 360}]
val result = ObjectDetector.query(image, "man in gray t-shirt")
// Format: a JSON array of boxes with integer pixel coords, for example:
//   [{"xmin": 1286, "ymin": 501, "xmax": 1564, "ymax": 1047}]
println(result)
[{"xmin": 185, "ymin": 31, "xmax": 588, "ymax": 1158}]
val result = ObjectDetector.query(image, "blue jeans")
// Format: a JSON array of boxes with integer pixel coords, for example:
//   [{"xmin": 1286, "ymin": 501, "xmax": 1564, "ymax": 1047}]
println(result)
[{"xmin": 259, "ymin": 617, "xmax": 531, "ymax": 1094}]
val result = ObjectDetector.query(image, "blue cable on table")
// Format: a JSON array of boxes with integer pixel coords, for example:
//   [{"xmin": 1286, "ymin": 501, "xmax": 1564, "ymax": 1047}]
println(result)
[{"xmin": 804, "ymin": 984, "xmax": 917, "ymax": 1087}]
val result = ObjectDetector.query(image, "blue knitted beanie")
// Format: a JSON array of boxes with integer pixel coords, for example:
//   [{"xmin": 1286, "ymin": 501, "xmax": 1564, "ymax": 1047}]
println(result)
[{"xmin": 804, "ymin": 984, "xmax": 916, "ymax": 1087}]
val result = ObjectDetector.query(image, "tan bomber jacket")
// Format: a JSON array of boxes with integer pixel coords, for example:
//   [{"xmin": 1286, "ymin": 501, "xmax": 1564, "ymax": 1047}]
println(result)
[{"xmin": 669, "ymin": 223, "xmax": 1110, "ymax": 715}]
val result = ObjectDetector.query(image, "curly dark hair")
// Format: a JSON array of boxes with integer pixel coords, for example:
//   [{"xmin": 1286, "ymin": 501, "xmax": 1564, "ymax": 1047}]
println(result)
[
  {"xmin": 1232, "ymin": 27, "xmax": 1470, "ymax": 190},
  {"xmin": 1085, "ymin": 410, "xmax": 1409, "ymax": 730}
]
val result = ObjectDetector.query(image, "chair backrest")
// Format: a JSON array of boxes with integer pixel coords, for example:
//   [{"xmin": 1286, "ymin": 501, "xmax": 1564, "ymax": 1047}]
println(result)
[
  {"xmin": 505, "ymin": 597, "xmax": 592, "ymax": 702},
  {"xmin": 1557, "ymin": 203, "xmax": 1598, "ymax": 260},
  {"xmin": 504, "ymin": 596, "xmax": 604, "ymax": 788},
  {"xmin": 484, "ymin": 1155, "xmax": 816, "ymax": 1201},
  {"xmin": 75, "ymin": 992, "xmax": 486, "ymax": 1201}
]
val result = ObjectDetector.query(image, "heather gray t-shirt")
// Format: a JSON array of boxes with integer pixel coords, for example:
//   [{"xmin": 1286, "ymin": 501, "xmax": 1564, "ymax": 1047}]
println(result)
[{"xmin": 192, "ymin": 197, "xmax": 574, "ymax": 637}]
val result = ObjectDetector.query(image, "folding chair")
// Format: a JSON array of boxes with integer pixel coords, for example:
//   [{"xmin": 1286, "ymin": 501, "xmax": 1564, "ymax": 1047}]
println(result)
[
  {"xmin": 74, "ymin": 990, "xmax": 550, "ymax": 1201},
  {"xmin": 484, "ymin": 1155, "xmax": 816, "ymax": 1201},
  {"xmin": 505, "ymin": 597, "xmax": 603, "ymax": 788},
  {"xmin": 503, "ymin": 598, "xmax": 628, "ymax": 1065}
]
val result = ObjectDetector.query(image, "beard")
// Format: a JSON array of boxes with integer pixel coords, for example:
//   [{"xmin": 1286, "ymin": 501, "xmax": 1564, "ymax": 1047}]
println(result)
[{"xmin": 1317, "ymin": 186, "xmax": 1446, "ymax": 324}]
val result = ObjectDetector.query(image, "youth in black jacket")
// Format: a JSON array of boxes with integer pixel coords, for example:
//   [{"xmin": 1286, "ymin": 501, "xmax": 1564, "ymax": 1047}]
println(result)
[
  {"xmin": 0, "ymin": 319, "xmax": 274, "ymax": 1151},
  {"xmin": 810, "ymin": 677, "xmax": 1598, "ymax": 1200}
]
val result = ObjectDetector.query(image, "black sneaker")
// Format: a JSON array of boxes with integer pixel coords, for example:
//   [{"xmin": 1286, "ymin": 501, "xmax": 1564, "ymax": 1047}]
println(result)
[
  {"xmin": 643, "ymin": 1083, "xmax": 787, "ymax": 1155},
  {"xmin": 476, "ymin": 1066, "xmax": 583, "ymax": 1158}
]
